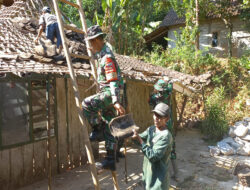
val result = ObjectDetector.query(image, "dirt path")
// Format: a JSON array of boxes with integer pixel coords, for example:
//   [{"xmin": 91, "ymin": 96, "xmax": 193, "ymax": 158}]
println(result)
[{"xmin": 19, "ymin": 128, "xmax": 247, "ymax": 190}]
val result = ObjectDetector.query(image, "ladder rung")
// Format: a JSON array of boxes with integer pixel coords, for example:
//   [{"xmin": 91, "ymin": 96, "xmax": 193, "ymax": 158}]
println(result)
[
  {"xmin": 59, "ymin": 0, "xmax": 79, "ymax": 9},
  {"xmin": 64, "ymin": 24, "xmax": 85, "ymax": 34},
  {"xmin": 71, "ymin": 53, "xmax": 90, "ymax": 60}
]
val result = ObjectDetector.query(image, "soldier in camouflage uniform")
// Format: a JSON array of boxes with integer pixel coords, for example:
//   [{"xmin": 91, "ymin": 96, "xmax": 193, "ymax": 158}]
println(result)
[
  {"xmin": 148, "ymin": 78, "xmax": 179, "ymax": 181},
  {"xmin": 82, "ymin": 25, "xmax": 125, "ymax": 171}
]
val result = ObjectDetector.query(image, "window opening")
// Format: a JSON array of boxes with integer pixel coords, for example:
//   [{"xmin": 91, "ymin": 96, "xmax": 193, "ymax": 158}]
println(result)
[
  {"xmin": 0, "ymin": 82, "xmax": 30, "ymax": 146},
  {"xmin": 212, "ymin": 32, "xmax": 218, "ymax": 47}
]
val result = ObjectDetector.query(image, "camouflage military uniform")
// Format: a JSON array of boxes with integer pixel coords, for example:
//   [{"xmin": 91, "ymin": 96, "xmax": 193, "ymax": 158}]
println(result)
[
  {"xmin": 149, "ymin": 79, "xmax": 176, "ymax": 160},
  {"xmin": 82, "ymin": 44, "xmax": 123, "ymax": 151}
]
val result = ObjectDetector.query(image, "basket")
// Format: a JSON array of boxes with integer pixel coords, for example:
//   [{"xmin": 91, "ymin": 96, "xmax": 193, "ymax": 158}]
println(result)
[{"xmin": 109, "ymin": 114, "xmax": 139, "ymax": 140}]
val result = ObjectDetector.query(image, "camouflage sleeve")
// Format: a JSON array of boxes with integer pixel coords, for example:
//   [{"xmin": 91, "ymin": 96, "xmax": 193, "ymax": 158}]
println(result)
[
  {"xmin": 104, "ymin": 57, "xmax": 120, "ymax": 104},
  {"xmin": 149, "ymin": 92, "xmax": 164, "ymax": 108}
]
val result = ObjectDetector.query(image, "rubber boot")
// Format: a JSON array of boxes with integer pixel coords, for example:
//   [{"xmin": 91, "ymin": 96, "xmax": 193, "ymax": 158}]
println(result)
[
  {"xmin": 89, "ymin": 124, "xmax": 104, "ymax": 142},
  {"xmin": 96, "ymin": 150, "xmax": 116, "ymax": 171},
  {"xmin": 171, "ymin": 159, "xmax": 179, "ymax": 182}
]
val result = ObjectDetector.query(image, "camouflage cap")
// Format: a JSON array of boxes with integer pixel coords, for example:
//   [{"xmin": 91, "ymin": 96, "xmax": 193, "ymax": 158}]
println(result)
[
  {"xmin": 85, "ymin": 25, "xmax": 104, "ymax": 41},
  {"xmin": 154, "ymin": 79, "xmax": 168, "ymax": 91}
]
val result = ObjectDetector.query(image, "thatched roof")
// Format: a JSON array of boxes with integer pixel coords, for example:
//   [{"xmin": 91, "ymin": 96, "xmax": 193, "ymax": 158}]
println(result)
[{"xmin": 0, "ymin": 0, "xmax": 212, "ymax": 91}]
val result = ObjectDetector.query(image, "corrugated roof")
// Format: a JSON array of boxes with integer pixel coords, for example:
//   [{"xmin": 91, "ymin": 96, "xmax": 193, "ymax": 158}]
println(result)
[{"xmin": 0, "ymin": 0, "xmax": 212, "ymax": 89}]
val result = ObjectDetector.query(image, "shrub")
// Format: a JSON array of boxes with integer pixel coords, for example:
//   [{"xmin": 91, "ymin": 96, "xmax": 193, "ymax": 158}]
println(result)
[{"xmin": 201, "ymin": 87, "xmax": 228, "ymax": 140}]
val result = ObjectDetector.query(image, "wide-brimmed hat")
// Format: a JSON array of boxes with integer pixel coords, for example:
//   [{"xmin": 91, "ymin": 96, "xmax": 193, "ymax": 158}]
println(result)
[
  {"xmin": 152, "ymin": 102, "xmax": 170, "ymax": 117},
  {"xmin": 85, "ymin": 25, "xmax": 105, "ymax": 41}
]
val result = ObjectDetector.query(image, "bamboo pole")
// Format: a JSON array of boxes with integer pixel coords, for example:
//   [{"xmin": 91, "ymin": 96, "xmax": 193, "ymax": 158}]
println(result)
[
  {"xmin": 76, "ymin": 0, "xmax": 99, "ymax": 91},
  {"xmin": 51, "ymin": 1, "xmax": 100, "ymax": 189}
]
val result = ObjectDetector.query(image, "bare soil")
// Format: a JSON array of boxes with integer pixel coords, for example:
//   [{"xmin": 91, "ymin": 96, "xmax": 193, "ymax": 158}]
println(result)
[{"xmin": 18, "ymin": 128, "xmax": 248, "ymax": 190}]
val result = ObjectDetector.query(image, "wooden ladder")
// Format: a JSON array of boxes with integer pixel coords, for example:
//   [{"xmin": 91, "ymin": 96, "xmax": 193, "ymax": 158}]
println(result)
[{"xmin": 51, "ymin": 0, "xmax": 120, "ymax": 190}]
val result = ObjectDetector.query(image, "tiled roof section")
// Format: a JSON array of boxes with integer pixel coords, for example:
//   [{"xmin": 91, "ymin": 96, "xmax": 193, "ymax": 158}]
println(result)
[
  {"xmin": 159, "ymin": 9, "xmax": 185, "ymax": 27},
  {"xmin": 0, "ymin": 0, "xmax": 43, "ymax": 19},
  {"xmin": 115, "ymin": 54, "xmax": 211, "ymax": 86},
  {"xmin": 0, "ymin": 0, "xmax": 212, "ymax": 88}
]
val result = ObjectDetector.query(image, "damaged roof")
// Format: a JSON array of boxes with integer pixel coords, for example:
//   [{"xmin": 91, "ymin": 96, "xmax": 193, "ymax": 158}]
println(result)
[{"xmin": 0, "ymin": 0, "xmax": 211, "ymax": 90}]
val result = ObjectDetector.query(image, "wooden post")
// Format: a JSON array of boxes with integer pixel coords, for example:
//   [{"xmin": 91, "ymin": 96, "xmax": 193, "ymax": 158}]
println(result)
[
  {"xmin": 111, "ymin": 171, "xmax": 120, "ymax": 190},
  {"xmin": 171, "ymin": 91, "xmax": 178, "ymax": 136},
  {"xmin": 46, "ymin": 75, "xmax": 52, "ymax": 190},
  {"xmin": 51, "ymin": 1, "xmax": 100, "ymax": 189}
]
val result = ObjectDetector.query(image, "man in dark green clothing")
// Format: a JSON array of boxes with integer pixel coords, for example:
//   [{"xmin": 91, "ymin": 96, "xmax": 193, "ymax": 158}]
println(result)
[
  {"xmin": 82, "ymin": 25, "xmax": 125, "ymax": 171},
  {"xmin": 132, "ymin": 102, "xmax": 173, "ymax": 190},
  {"xmin": 149, "ymin": 78, "xmax": 179, "ymax": 181}
]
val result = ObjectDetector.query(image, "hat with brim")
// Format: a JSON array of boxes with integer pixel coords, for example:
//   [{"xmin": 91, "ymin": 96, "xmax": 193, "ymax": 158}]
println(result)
[
  {"xmin": 152, "ymin": 102, "xmax": 170, "ymax": 117},
  {"xmin": 85, "ymin": 25, "xmax": 105, "ymax": 41}
]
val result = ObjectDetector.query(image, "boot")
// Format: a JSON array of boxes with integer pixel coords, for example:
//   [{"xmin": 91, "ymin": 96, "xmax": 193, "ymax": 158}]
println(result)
[
  {"xmin": 89, "ymin": 124, "xmax": 104, "ymax": 142},
  {"xmin": 96, "ymin": 150, "xmax": 116, "ymax": 171},
  {"xmin": 171, "ymin": 159, "xmax": 179, "ymax": 182}
]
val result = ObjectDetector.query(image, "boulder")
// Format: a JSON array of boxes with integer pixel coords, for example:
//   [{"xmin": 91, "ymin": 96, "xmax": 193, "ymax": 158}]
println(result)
[
  {"xmin": 217, "ymin": 141, "xmax": 235, "ymax": 155},
  {"xmin": 234, "ymin": 124, "xmax": 248, "ymax": 137}
]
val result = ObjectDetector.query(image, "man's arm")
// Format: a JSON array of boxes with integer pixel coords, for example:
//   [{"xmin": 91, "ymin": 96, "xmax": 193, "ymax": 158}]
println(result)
[
  {"xmin": 104, "ymin": 56, "xmax": 125, "ymax": 115},
  {"xmin": 34, "ymin": 24, "xmax": 45, "ymax": 44}
]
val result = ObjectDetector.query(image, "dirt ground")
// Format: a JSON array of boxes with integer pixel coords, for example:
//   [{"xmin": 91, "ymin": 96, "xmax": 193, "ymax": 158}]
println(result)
[{"xmin": 18, "ymin": 128, "xmax": 249, "ymax": 190}]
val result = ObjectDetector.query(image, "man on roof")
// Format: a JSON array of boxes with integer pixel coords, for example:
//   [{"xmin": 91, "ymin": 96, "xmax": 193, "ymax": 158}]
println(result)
[
  {"xmin": 34, "ymin": 6, "xmax": 62, "ymax": 53},
  {"xmin": 82, "ymin": 25, "xmax": 125, "ymax": 171}
]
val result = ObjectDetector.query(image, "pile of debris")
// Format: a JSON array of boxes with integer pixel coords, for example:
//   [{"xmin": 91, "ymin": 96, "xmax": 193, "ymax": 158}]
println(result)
[{"xmin": 209, "ymin": 118, "xmax": 250, "ymax": 156}]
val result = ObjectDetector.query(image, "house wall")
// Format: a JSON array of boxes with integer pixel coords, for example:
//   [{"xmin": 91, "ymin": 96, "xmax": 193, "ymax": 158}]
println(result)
[
  {"xmin": 167, "ymin": 17, "xmax": 250, "ymax": 57},
  {"xmin": 0, "ymin": 76, "xmax": 156, "ymax": 189}
]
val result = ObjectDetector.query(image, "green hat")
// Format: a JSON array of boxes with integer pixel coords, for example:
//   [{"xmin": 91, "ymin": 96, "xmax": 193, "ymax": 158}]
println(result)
[
  {"xmin": 154, "ymin": 79, "xmax": 168, "ymax": 91},
  {"xmin": 85, "ymin": 25, "xmax": 104, "ymax": 40}
]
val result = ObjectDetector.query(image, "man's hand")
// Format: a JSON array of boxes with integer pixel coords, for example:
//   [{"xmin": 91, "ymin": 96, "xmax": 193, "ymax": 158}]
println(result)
[
  {"xmin": 132, "ymin": 129, "xmax": 143, "ymax": 144},
  {"xmin": 34, "ymin": 37, "xmax": 39, "ymax": 45},
  {"xmin": 114, "ymin": 102, "xmax": 125, "ymax": 116}
]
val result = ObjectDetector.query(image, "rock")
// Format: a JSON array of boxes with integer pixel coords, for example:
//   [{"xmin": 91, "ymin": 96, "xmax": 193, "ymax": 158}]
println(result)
[
  {"xmin": 73, "ymin": 62, "xmax": 82, "ymax": 69},
  {"xmin": 229, "ymin": 126, "xmax": 236, "ymax": 138},
  {"xmin": 46, "ymin": 44, "xmax": 57, "ymax": 57},
  {"xmin": 237, "ymin": 143, "xmax": 250, "ymax": 156},
  {"xmin": 234, "ymin": 124, "xmax": 248, "ymax": 137},
  {"xmin": 244, "ymin": 117, "xmax": 250, "ymax": 123},
  {"xmin": 82, "ymin": 63, "xmax": 91, "ymax": 69},
  {"xmin": 217, "ymin": 141, "xmax": 235, "ymax": 155},
  {"xmin": 208, "ymin": 146, "xmax": 220, "ymax": 156},
  {"xmin": 222, "ymin": 137, "xmax": 241, "ymax": 150},
  {"xmin": 235, "ymin": 121, "xmax": 248, "ymax": 127},
  {"xmin": 44, "ymin": 39, "xmax": 53, "ymax": 46},
  {"xmin": 242, "ymin": 134, "xmax": 250, "ymax": 141},
  {"xmin": 35, "ymin": 45, "xmax": 45, "ymax": 56}
]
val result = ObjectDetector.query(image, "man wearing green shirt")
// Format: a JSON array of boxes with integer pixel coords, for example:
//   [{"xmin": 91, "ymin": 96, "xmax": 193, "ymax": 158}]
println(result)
[
  {"xmin": 149, "ymin": 78, "xmax": 179, "ymax": 181},
  {"xmin": 132, "ymin": 102, "xmax": 173, "ymax": 190},
  {"xmin": 82, "ymin": 25, "xmax": 125, "ymax": 171}
]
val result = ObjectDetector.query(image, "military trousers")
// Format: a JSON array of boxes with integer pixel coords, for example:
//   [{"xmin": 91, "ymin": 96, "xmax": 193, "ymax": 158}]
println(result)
[{"xmin": 82, "ymin": 89, "xmax": 117, "ymax": 151}]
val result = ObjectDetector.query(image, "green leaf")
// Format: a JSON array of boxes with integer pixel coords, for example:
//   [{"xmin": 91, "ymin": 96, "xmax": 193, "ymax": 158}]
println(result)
[{"xmin": 102, "ymin": 0, "xmax": 107, "ymax": 11}]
